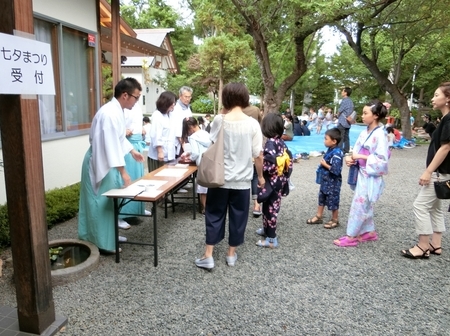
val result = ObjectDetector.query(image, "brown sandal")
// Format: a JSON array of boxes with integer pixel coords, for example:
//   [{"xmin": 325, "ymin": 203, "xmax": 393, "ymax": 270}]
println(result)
[
  {"xmin": 324, "ymin": 219, "xmax": 339, "ymax": 229},
  {"xmin": 306, "ymin": 215, "xmax": 323, "ymax": 224}
]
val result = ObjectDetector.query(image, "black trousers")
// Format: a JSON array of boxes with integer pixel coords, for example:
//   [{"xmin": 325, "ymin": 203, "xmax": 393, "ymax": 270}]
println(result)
[
  {"xmin": 205, "ymin": 187, "xmax": 250, "ymax": 246},
  {"xmin": 337, "ymin": 124, "xmax": 350, "ymax": 153}
]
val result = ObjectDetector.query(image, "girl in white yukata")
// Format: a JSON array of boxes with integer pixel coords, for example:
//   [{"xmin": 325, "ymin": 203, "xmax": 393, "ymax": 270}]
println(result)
[
  {"xmin": 180, "ymin": 117, "xmax": 212, "ymax": 215},
  {"xmin": 334, "ymin": 100, "xmax": 389, "ymax": 247}
]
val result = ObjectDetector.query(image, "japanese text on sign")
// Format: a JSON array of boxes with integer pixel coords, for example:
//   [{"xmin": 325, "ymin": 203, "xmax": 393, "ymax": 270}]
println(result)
[{"xmin": 0, "ymin": 32, "xmax": 55, "ymax": 95}]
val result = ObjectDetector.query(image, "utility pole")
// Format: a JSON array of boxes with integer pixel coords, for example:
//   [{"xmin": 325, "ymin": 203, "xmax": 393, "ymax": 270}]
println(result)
[{"xmin": 409, "ymin": 65, "xmax": 417, "ymax": 109}]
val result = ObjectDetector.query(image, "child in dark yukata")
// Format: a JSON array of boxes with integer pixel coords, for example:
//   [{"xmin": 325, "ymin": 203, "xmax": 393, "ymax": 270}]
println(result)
[{"xmin": 307, "ymin": 128, "xmax": 343, "ymax": 229}]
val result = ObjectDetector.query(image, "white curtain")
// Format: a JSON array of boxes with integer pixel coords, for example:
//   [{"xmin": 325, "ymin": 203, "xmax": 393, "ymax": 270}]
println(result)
[
  {"xmin": 62, "ymin": 27, "xmax": 92, "ymax": 129},
  {"xmin": 34, "ymin": 19, "xmax": 57, "ymax": 134}
]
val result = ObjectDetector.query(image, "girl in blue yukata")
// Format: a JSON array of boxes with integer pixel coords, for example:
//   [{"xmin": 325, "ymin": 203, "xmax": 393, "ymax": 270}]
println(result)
[
  {"xmin": 334, "ymin": 100, "xmax": 389, "ymax": 247},
  {"xmin": 255, "ymin": 113, "xmax": 293, "ymax": 248},
  {"xmin": 306, "ymin": 128, "xmax": 343, "ymax": 228}
]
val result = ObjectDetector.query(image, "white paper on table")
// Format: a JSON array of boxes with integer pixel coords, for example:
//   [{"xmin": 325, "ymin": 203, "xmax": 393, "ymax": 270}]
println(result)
[
  {"xmin": 102, "ymin": 185, "xmax": 145, "ymax": 198},
  {"xmin": 139, "ymin": 189, "xmax": 164, "ymax": 198},
  {"xmin": 173, "ymin": 164, "xmax": 189, "ymax": 168},
  {"xmin": 131, "ymin": 180, "xmax": 168, "ymax": 189},
  {"xmin": 154, "ymin": 168, "xmax": 189, "ymax": 177}
]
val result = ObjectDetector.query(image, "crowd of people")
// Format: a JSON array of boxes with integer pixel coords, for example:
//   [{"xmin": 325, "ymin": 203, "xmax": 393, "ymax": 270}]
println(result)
[{"xmin": 77, "ymin": 77, "xmax": 450, "ymax": 267}]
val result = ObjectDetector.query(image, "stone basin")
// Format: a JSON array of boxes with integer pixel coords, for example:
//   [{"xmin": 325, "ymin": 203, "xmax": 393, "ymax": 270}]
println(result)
[{"xmin": 49, "ymin": 239, "xmax": 99, "ymax": 286}]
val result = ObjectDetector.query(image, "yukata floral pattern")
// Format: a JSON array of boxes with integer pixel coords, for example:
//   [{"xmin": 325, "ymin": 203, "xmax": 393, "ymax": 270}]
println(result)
[
  {"xmin": 317, "ymin": 146, "xmax": 343, "ymax": 210},
  {"xmin": 346, "ymin": 125, "xmax": 389, "ymax": 237},
  {"xmin": 258, "ymin": 137, "xmax": 293, "ymax": 238}
]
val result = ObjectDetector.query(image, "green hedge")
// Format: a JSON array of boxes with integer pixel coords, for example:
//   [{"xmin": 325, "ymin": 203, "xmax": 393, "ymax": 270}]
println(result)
[
  {"xmin": 0, "ymin": 183, "xmax": 80, "ymax": 249},
  {"xmin": 190, "ymin": 96, "xmax": 214, "ymax": 114}
]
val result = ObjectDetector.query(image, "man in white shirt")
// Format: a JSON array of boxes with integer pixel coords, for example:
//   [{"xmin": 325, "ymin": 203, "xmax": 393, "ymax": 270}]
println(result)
[
  {"xmin": 78, "ymin": 78, "xmax": 144, "ymax": 253},
  {"xmin": 172, "ymin": 86, "xmax": 193, "ymax": 156},
  {"xmin": 172, "ymin": 86, "xmax": 193, "ymax": 193}
]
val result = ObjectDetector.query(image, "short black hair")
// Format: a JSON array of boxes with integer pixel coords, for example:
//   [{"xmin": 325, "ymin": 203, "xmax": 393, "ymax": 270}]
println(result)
[
  {"xmin": 114, "ymin": 77, "xmax": 142, "ymax": 98},
  {"xmin": 261, "ymin": 112, "xmax": 284, "ymax": 138},
  {"xmin": 325, "ymin": 128, "xmax": 341, "ymax": 145},
  {"xmin": 343, "ymin": 87, "xmax": 352, "ymax": 97},
  {"xmin": 302, "ymin": 120, "xmax": 307, "ymax": 126},
  {"xmin": 156, "ymin": 91, "xmax": 177, "ymax": 114},
  {"xmin": 221, "ymin": 82, "xmax": 249, "ymax": 110},
  {"xmin": 143, "ymin": 116, "xmax": 150, "ymax": 123}
]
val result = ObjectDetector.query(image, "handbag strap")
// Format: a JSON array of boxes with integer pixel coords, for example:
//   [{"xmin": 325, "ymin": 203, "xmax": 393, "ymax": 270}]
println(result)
[
  {"xmin": 362, "ymin": 126, "xmax": 380, "ymax": 146},
  {"xmin": 211, "ymin": 115, "xmax": 225, "ymax": 144}
]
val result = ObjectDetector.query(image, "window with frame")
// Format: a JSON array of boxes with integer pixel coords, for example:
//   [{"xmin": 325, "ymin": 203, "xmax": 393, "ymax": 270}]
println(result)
[{"xmin": 34, "ymin": 18, "xmax": 97, "ymax": 137}]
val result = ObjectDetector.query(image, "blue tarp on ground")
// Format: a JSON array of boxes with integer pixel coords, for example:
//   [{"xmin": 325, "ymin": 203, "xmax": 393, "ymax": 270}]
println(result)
[{"xmin": 285, "ymin": 124, "xmax": 367, "ymax": 156}]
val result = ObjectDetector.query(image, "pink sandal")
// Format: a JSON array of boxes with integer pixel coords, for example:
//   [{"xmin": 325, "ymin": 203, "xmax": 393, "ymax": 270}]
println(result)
[
  {"xmin": 333, "ymin": 236, "xmax": 359, "ymax": 247},
  {"xmin": 358, "ymin": 232, "xmax": 378, "ymax": 242}
]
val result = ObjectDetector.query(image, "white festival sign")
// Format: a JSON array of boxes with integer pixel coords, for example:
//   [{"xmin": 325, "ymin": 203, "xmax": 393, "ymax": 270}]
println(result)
[{"xmin": 0, "ymin": 33, "xmax": 55, "ymax": 95}]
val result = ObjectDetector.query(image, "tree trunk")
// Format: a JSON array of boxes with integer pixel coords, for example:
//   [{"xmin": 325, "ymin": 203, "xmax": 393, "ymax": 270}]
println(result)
[{"xmin": 339, "ymin": 26, "xmax": 412, "ymax": 138}]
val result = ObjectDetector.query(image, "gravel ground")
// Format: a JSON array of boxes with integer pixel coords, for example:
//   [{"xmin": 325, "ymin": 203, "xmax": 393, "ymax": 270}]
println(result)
[{"xmin": 1, "ymin": 144, "xmax": 449, "ymax": 335}]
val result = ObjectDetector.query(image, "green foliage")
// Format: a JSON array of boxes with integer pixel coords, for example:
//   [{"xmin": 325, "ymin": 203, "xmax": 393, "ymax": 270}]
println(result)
[
  {"xmin": 0, "ymin": 205, "xmax": 9, "ymax": 251},
  {"xmin": 389, "ymin": 108, "xmax": 401, "ymax": 119},
  {"xmin": 102, "ymin": 64, "xmax": 113, "ymax": 103},
  {"xmin": 49, "ymin": 246, "xmax": 63, "ymax": 262},
  {"xmin": 191, "ymin": 96, "xmax": 214, "ymax": 114},
  {"xmin": 0, "ymin": 183, "xmax": 80, "ymax": 249},
  {"xmin": 120, "ymin": 0, "xmax": 196, "ymax": 66},
  {"xmin": 45, "ymin": 184, "xmax": 80, "ymax": 225}
]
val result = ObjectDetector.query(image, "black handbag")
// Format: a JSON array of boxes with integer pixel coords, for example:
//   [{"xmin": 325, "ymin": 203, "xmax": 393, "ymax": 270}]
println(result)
[
  {"xmin": 434, "ymin": 179, "xmax": 450, "ymax": 199},
  {"xmin": 347, "ymin": 163, "xmax": 359, "ymax": 186}
]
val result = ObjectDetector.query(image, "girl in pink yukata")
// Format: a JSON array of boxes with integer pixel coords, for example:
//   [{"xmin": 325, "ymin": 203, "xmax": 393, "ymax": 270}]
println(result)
[
  {"xmin": 334, "ymin": 100, "xmax": 389, "ymax": 247},
  {"xmin": 255, "ymin": 113, "xmax": 293, "ymax": 248}
]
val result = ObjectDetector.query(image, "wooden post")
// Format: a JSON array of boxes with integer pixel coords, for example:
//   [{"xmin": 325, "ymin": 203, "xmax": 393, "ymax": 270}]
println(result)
[
  {"xmin": 0, "ymin": 0, "xmax": 55, "ymax": 333},
  {"xmin": 111, "ymin": 0, "xmax": 121, "ymax": 85}
]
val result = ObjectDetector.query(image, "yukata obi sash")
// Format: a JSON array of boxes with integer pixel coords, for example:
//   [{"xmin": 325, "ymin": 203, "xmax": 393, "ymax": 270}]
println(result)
[
  {"xmin": 257, "ymin": 148, "xmax": 291, "ymax": 203},
  {"xmin": 276, "ymin": 149, "xmax": 291, "ymax": 176}
]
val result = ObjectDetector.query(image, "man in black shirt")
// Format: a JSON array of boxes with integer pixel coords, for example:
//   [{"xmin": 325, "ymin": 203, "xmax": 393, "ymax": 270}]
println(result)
[{"xmin": 422, "ymin": 113, "xmax": 436, "ymax": 137}]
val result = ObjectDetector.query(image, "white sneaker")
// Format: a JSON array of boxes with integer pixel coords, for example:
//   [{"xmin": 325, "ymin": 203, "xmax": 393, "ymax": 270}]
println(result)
[
  {"xmin": 118, "ymin": 236, "xmax": 127, "ymax": 242},
  {"xmin": 177, "ymin": 188, "xmax": 188, "ymax": 193},
  {"xmin": 118, "ymin": 219, "xmax": 131, "ymax": 230},
  {"xmin": 145, "ymin": 209, "xmax": 152, "ymax": 216},
  {"xmin": 288, "ymin": 180, "xmax": 295, "ymax": 191},
  {"xmin": 183, "ymin": 184, "xmax": 192, "ymax": 189}
]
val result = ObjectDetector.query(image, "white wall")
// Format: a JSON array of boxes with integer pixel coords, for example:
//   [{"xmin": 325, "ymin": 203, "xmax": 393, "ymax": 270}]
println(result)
[
  {"xmin": 41, "ymin": 135, "xmax": 89, "ymax": 191},
  {"xmin": 33, "ymin": 0, "xmax": 97, "ymax": 31},
  {"xmin": 0, "ymin": 135, "xmax": 89, "ymax": 204},
  {"xmin": 121, "ymin": 67, "xmax": 166, "ymax": 115},
  {"xmin": 146, "ymin": 67, "xmax": 166, "ymax": 115}
]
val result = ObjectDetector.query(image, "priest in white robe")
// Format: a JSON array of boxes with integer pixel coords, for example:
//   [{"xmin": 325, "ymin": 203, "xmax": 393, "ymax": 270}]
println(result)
[{"xmin": 78, "ymin": 78, "xmax": 144, "ymax": 253}]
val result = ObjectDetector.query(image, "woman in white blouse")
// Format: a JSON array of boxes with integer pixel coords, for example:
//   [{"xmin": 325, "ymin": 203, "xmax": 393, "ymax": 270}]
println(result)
[
  {"xmin": 195, "ymin": 83, "xmax": 265, "ymax": 270},
  {"xmin": 146, "ymin": 91, "xmax": 177, "ymax": 172}
]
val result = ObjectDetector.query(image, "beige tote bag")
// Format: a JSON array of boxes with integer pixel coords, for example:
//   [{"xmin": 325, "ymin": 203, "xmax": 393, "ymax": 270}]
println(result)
[{"xmin": 197, "ymin": 121, "xmax": 225, "ymax": 188}]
